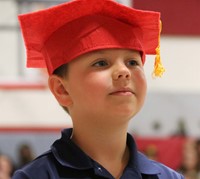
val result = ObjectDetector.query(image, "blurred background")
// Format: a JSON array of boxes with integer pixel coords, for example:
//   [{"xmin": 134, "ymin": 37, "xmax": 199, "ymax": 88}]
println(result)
[{"xmin": 0, "ymin": 0, "xmax": 200, "ymax": 178}]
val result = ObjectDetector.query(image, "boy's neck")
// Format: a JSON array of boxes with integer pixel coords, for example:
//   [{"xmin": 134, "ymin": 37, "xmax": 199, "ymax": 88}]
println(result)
[{"xmin": 71, "ymin": 122, "xmax": 130, "ymax": 178}]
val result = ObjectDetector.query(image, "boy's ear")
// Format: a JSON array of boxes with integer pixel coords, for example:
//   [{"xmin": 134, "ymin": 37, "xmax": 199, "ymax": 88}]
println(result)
[{"xmin": 48, "ymin": 75, "xmax": 72, "ymax": 107}]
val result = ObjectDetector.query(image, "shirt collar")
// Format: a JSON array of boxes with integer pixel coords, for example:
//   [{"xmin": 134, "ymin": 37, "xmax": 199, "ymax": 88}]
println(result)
[
  {"xmin": 127, "ymin": 133, "xmax": 160, "ymax": 175},
  {"xmin": 51, "ymin": 128, "xmax": 93, "ymax": 170},
  {"xmin": 51, "ymin": 128, "xmax": 160, "ymax": 175}
]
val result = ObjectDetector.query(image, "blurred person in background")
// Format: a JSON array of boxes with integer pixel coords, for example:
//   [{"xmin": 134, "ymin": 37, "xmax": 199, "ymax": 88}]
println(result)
[
  {"xmin": 17, "ymin": 143, "xmax": 35, "ymax": 169},
  {"xmin": 143, "ymin": 144, "xmax": 158, "ymax": 161},
  {"xmin": 0, "ymin": 154, "xmax": 14, "ymax": 179},
  {"xmin": 179, "ymin": 139, "xmax": 200, "ymax": 179},
  {"xmin": 196, "ymin": 139, "xmax": 200, "ymax": 164}
]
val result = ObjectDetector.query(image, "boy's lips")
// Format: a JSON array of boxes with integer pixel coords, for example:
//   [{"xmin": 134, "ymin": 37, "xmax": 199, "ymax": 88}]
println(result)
[{"xmin": 109, "ymin": 88, "xmax": 134, "ymax": 96}]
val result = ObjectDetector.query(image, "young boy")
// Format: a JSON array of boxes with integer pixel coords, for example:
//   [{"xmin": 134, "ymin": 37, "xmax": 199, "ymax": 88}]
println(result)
[{"xmin": 13, "ymin": 0, "xmax": 183, "ymax": 178}]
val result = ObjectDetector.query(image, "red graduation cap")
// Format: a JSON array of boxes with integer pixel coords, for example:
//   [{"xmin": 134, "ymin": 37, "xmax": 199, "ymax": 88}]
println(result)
[{"xmin": 18, "ymin": 0, "xmax": 165, "ymax": 76}]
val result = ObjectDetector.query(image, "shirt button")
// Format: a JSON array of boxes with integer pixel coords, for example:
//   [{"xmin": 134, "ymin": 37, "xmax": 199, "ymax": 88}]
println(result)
[{"xmin": 97, "ymin": 167, "xmax": 102, "ymax": 172}]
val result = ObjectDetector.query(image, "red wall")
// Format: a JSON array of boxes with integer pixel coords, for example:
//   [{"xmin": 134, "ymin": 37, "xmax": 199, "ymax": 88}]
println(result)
[
  {"xmin": 133, "ymin": 0, "xmax": 200, "ymax": 35},
  {"xmin": 136, "ymin": 137, "xmax": 185, "ymax": 170}
]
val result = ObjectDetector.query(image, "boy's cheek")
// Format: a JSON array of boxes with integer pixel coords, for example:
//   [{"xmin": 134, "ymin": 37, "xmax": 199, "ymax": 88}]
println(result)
[{"xmin": 134, "ymin": 72, "xmax": 147, "ymax": 95}]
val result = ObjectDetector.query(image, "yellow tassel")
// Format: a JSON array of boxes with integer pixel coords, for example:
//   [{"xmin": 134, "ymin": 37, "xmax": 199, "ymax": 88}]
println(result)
[{"xmin": 153, "ymin": 21, "xmax": 165, "ymax": 77}]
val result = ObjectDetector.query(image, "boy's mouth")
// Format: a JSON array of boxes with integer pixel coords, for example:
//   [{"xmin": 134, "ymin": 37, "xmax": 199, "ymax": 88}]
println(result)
[{"xmin": 109, "ymin": 88, "xmax": 134, "ymax": 96}]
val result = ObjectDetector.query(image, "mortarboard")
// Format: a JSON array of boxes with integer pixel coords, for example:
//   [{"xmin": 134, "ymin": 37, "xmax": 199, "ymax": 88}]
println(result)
[{"xmin": 18, "ymin": 0, "xmax": 165, "ymax": 76}]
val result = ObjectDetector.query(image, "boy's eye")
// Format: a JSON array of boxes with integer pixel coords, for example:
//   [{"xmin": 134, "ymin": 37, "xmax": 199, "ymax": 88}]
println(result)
[
  {"xmin": 127, "ymin": 59, "xmax": 140, "ymax": 66},
  {"xmin": 92, "ymin": 60, "xmax": 108, "ymax": 67}
]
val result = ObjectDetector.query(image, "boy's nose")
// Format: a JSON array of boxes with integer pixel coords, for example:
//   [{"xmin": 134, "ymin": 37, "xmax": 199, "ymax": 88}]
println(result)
[{"xmin": 112, "ymin": 65, "xmax": 131, "ymax": 81}]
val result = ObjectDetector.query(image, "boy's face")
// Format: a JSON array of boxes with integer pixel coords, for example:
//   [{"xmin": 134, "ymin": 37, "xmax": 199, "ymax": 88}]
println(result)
[{"xmin": 56, "ymin": 49, "xmax": 147, "ymax": 123}]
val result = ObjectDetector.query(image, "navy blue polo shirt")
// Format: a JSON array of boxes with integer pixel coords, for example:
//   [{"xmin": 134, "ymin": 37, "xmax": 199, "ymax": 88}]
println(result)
[{"xmin": 12, "ymin": 128, "xmax": 184, "ymax": 179}]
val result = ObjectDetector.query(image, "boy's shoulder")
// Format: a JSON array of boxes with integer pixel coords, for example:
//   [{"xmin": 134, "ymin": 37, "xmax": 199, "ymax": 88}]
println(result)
[
  {"xmin": 12, "ymin": 150, "xmax": 184, "ymax": 179},
  {"xmin": 137, "ymin": 151, "xmax": 184, "ymax": 179},
  {"xmin": 12, "ymin": 130, "xmax": 184, "ymax": 179}
]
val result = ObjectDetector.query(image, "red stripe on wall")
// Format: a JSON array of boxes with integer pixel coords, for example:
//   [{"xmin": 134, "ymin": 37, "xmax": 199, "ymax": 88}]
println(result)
[{"xmin": 0, "ymin": 83, "xmax": 47, "ymax": 90}]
